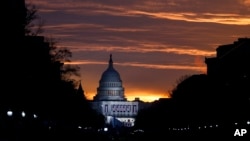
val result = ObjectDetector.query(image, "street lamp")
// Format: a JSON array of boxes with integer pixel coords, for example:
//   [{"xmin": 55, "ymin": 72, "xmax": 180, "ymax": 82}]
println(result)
[
  {"xmin": 7, "ymin": 110, "xmax": 13, "ymax": 117},
  {"xmin": 21, "ymin": 111, "xmax": 25, "ymax": 118},
  {"xmin": 33, "ymin": 114, "xmax": 38, "ymax": 119},
  {"xmin": 247, "ymin": 121, "xmax": 250, "ymax": 125}
]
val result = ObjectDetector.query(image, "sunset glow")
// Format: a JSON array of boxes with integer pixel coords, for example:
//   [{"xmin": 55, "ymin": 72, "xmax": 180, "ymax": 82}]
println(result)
[
  {"xmin": 27, "ymin": 0, "xmax": 249, "ymax": 102},
  {"xmin": 125, "ymin": 92, "xmax": 171, "ymax": 102},
  {"xmin": 85, "ymin": 91, "xmax": 170, "ymax": 103}
]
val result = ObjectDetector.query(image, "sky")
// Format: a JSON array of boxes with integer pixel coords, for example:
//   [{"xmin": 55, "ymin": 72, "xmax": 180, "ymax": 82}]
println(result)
[{"xmin": 26, "ymin": 0, "xmax": 250, "ymax": 102}]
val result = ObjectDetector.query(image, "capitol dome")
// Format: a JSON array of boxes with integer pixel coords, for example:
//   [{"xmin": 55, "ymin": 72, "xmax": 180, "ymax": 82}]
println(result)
[
  {"xmin": 100, "ymin": 56, "xmax": 121, "ymax": 82},
  {"xmin": 93, "ymin": 54, "xmax": 126, "ymax": 101}
]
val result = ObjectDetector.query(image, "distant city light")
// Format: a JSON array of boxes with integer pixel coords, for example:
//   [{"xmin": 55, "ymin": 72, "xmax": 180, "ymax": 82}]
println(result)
[
  {"xmin": 33, "ymin": 114, "xmax": 38, "ymax": 118},
  {"xmin": 7, "ymin": 110, "xmax": 13, "ymax": 117},
  {"xmin": 21, "ymin": 111, "xmax": 25, "ymax": 117},
  {"xmin": 78, "ymin": 126, "xmax": 82, "ymax": 129},
  {"xmin": 104, "ymin": 127, "xmax": 108, "ymax": 132},
  {"xmin": 247, "ymin": 121, "xmax": 250, "ymax": 125},
  {"xmin": 235, "ymin": 122, "xmax": 238, "ymax": 125}
]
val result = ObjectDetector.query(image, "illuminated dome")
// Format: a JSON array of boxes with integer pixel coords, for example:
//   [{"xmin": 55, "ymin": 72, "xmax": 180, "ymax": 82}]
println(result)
[
  {"xmin": 100, "ymin": 56, "xmax": 121, "ymax": 82},
  {"xmin": 93, "ymin": 54, "xmax": 126, "ymax": 101}
]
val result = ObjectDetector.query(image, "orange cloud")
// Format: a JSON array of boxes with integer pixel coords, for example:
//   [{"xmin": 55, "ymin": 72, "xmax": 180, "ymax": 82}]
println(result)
[
  {"xmin": 61, "ymin": 43, "xmax": 215, "ymax": 56},
  {"xmin": 29, "ymin": 0, "xmax": 250, "ymax": 26},
  {"xmin": 194, "ymin": 56, "xmax": 207, "ymax": 74},
  {"xmin": 65, "ymin": 60, "xmax": 206, "ymax": 72},
  {"xmin": 27, "ymin": 0, "xmax": 249, "ymax": 105},
  {"xmin": 240, "ymin": 0, "xmax": 250, "ymax": 6},
  {"xmin": 129, "ymin": 10, "xmax": 250, "ymax": 25},
  {"xmin": 44, "ymin": 23, "xmax": 104, "ymax": 29},
  {"xmin": 65, "ymin": 60, "xmax": 106, "ymax": 65},
  {"xmin": 104, "ymin": 27, "xmax": 150, "ymax": 32}
]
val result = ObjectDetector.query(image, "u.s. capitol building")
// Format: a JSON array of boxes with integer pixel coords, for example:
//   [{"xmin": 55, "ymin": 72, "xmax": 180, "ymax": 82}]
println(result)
[{"xmin": 91, "ymin": 54, "xmax": 139, "ymax": 128}]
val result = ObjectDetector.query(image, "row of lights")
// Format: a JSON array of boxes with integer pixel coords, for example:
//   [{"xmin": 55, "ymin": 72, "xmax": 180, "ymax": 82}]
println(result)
[
  {"xmin": 198, "ymin": 124, "xmax": 219, "ymax": 130},
  {"xmin": 6, "ymin": 110, "xmax": 38, "ymax": 118},
  {"xmin": 5, "ymin": 110, "xmax": 108, "ymax": 133},
  {"xmin": 169, "ymin": 121, "xmax": 250, "ymax": 131},
  {"xmin": 234, "ymin": 121, "xmax": 250, "ymax": 125},
  {"xmin": 169, "ymin": 127, "xmax": 190, "ymax": 131}
]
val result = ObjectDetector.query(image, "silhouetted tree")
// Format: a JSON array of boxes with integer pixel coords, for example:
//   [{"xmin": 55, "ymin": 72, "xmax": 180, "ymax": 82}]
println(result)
[
  {"xmin": 170, "ymin": 74, "xmax": 216, "ymax": 122},
  {"xmin": 1, "ymin": 0, "xmax": 26, "ymax": 111},
  {"xmin": 24, "ymin": 2, "xmax": 44, "ymax": 36},
  {"xmin": 134, "ymin": 98, "xmax": 175, "ymax": 138},
  {"xmin": 1, "ymin": 1, "xmax": 105, "ymax": 136},
  {"xmin": 169, "ymin": 74, "xmax": 191, "ymax": 98}
]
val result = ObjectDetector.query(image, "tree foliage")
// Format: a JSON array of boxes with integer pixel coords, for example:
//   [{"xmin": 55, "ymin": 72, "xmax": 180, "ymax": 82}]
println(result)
[
  {"xmin": 1, "ymin": 1, "xmax": 104, "ymax": 129},
  {"xmin": 24, "ymin": 3, "xmax": 44, "ymax": 36}
]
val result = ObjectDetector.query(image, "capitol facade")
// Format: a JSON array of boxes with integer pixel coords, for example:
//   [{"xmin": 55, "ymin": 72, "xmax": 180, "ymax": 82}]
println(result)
[{"xmin": 91, "ymin": 54, "xmax": 139, "ymax": 128}]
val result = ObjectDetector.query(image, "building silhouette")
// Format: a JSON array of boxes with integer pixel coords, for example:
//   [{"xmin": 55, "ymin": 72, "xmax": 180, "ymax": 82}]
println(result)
[
  {"xmin": 134, "ymin": 38, "xmax": 250, "ymax": 137},
  {"xmin": 205, "ymin": 38, "xmax": 250, "ymax": 102},
  {"xmin": 205, "ymin": 38, "xmax": 250, "ymax": 82}
]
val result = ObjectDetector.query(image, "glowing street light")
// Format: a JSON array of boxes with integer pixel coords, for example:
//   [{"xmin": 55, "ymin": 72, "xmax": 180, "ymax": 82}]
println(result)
[
  {"xmin": 33, "ymin": 114, "xmax": 38, "ymax": 118},
  {"xmin": 21, "ymin": 111, "xmax": 26, "ymax": 117},
  {"xmin": 7, "ymin": 110, "xmax": 13, "ymax": 117},
  {"xmin": 104, "ymin": 127, "xmax": 108, "ymax": 132},
  {"xmin": 247, "ymin": 121, "xmax": 250, "ymax": 125}
]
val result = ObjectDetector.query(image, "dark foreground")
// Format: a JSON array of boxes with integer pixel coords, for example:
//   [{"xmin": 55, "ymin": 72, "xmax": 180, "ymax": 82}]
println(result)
[{"xmin": 1, "ymin": 120, "xmax": 249, "ymax": 141}]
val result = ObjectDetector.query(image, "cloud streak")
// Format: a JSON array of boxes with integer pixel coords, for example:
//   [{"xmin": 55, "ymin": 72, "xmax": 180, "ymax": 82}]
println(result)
[
  {"xmin": 65, "ymin": 60, "xmax": 206, "ymax": 72},
  {"xmin": 66, "ymin": 45, "xmax": 215, "ymax": 56},
  {"xmin": 27, "ymin": 0, "xmax": 250, "ymax": 102},
  {"xmin": 129, "ymin": 11, "xmax": 250, "ymax": 25},
  {"xmin": 29, "ymin": 0, "xmax": 250, "ymax": 25}
]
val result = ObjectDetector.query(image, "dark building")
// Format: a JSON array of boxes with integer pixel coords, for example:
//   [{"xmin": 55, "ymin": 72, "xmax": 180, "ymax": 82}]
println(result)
[
  {"xmin": 205, "ymin": 37, "xmax": 250, "ymax": 120},
  {"xmin": 205, "ymin": 38, "xmax": 250, "ymax": 82}
]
